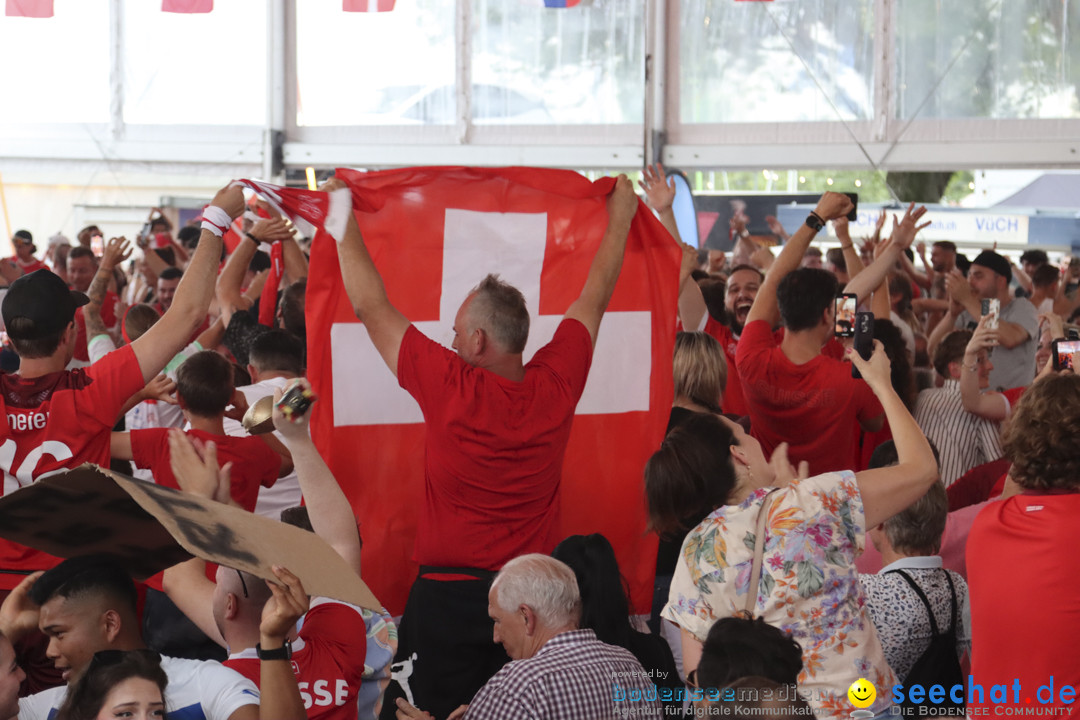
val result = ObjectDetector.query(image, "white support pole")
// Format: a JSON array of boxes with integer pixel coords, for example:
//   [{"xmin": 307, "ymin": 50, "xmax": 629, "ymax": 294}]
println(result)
[
  {"xmin": 644, "ymin": 0, "xmax": 666, "ymax": 166},
  {"xmin": 264, "ymin": 0, "xmax": 287, "ymax": 181},
  {"xmin": 455, "ymin": 0, "xmax": 473, "ymax": 146},
  {"xmin": 108, "ymin": 0, "xmax": 124, "ymax": 141},
  {"xmin": 872, "ymin": 0, "xmax": 895, "ymax": 143}
]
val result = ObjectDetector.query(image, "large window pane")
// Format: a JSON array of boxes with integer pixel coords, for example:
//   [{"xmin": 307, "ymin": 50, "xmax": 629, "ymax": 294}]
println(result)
[
  {"xmin": 471, "ymin": 0, "xmax": 644, "ymax": 125},
  {"xmin": 896, "ymin": 0, "xmax": 1080, "ymax": 119},
  {"xmin": 122, "ymin": 0, "xmax": 267, "ymax": 125},
  {"xmin": 296, "ymin": 0, "xmax": 455, "ymax": 127},
  {"xmin": 679, "ymin": 0, "xmax": 875, "ymax": 123},
  {"xmin": 0, "ymin": 0, "xmax": 110, "ymax": 124}
]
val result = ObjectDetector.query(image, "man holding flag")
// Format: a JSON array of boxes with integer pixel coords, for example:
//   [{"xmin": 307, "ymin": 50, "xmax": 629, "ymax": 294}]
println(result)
[{"xmin": 324, "ymin": 174, "xmax": 639, "ymax": 720}]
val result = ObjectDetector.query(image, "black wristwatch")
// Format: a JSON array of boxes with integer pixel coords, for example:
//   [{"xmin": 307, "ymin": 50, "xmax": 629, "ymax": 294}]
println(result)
[
  {"xmin": 256, "ymin": 641, "xmax": 292, "ymax": 661},
  {"xmin": 805, "ymin": 212, "xmax": 825, "ymax": 233}
]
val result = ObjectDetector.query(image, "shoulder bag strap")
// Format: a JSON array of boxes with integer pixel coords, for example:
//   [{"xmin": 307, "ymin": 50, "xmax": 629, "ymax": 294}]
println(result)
[
  {"xmin": 745, "ymin": 488, "xmax": 781, "ymax": 617},
  {"xmin": 888, "ymin": 568, "xmax": 941, "ymax": 636}
]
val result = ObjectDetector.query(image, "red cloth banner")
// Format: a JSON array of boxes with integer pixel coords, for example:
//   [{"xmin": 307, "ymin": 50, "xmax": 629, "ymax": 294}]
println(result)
[
  {"xmin": 162, "ymin": 0, "xmax": 213, "ymax": 12},
  {"xmin": 5, "ymin": 0, "xmax": 53, "ymax": 18},
  {"xmin": 343, "ymin": 0, "xmax": 395, "ymax": 11},
  {"xmin": 305, "ymin": 166, "xmax": 679, "ymax": 616},
  {"xmin": 234, "ymin": 179, "xmax": 352, "ymax": 242}
]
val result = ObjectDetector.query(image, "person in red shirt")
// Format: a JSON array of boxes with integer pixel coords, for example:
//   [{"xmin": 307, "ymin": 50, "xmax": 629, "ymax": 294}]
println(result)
[
  {"xmin": 967, "ymin": 373, "xmax": 1080, "ymax": 713},
  {"xmin": 735, "ymin": 194, "xmax": 934, "ymax": 475},
  {"xmin": 110, "ymin": 350, "xmax": 290, "ymax": 510},
  {"xmin": 0, "ymin": 183, "xmax": 242, "ymax": 691},
  {"xmin": 67, "ymin": 246, "xmax": 119, "ymax": 365},
  {"xmin": 330, "ymin": 174, "xmax": 639, "ymax": 720},
  {"xmin": 3, "ymin": 231, "xmax": 48, "ymax": 276},
  {"xmin": 163, "ymin": 381, "xmax": 380, "ymax": 720}
]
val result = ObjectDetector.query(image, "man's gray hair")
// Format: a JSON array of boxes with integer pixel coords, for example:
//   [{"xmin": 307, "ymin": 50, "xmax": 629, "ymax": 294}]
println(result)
[
  {"xmin": 492, "ymin": 554, "xmax": 581, "ymax": 628},
  {"xmin": 883, "ymin": 481, "xmax": 949, "ymax": 556},
  {"xmin": 468, "ymin": 274, "xmax": 529, "ymax": 354}
]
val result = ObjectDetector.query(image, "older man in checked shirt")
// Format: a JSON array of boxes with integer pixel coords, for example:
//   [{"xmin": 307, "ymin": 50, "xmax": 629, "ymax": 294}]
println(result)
[{"xmin": 395, "ymin": 555, "xmax": 662, "ymax": 720}]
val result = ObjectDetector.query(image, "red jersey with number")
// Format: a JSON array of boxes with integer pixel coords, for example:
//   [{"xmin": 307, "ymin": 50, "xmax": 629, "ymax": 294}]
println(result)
[
  {"xmin": 130, "ymin": 428, "xmax": 280, "ymax": 511},
  {"xmin": 397, "ymin": 318, "xmax": 592, "ymax": 570},
  {"xmin": 73, "ymin": 290, "xmax": 119, "ymax": 362},
  {"xmin": 225, "ymin": 598, "xmax": 368, "ymax": 720},
  {"xmin": 736, "ymin": 319, "xmax": 882, "ymax": 475},
  {"xmin": 0, "ymin": 345, "xmax": 144, "ymax": 588}
]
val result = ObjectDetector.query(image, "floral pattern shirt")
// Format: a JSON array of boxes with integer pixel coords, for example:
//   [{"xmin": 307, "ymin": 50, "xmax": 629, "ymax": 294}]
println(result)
[{"xmin": 662, "ymin": 472, "xmax": 896, "ymax": 719}]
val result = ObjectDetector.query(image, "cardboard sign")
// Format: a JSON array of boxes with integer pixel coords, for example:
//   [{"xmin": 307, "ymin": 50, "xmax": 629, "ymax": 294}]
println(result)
[{"xmin": 0, "ymin": 465, "xmax": 381, "ymax": 611}]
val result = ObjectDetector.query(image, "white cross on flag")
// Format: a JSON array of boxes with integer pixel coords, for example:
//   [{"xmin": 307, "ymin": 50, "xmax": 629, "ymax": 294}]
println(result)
[{"xmin": 306, "ymin": 166, "xmax": 679, "ymax": 615}]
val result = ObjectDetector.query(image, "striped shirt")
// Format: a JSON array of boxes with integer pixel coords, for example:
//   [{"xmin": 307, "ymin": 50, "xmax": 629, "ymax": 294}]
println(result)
[
  {"xmin": 464, "ymin": 629, "xmax": 664, "ymax": 720},
  {"xmin": 914, "ymin": 380, "xmax": 1004, "ymax": 487}
]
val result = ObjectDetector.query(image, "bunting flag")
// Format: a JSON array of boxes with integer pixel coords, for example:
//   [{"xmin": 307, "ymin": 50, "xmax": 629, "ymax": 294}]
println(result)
[
  {"xmin": 5, "ymin": 0, "xmax": 53, "ymax": 18},
  {"xmin": 162, "ymin": 0, "xmax": 213, "ymax": 12},
  {"xmin": 305, "ymin": 166, "xmax": 680, "ymax": 615},
  {"xmin": 343, "ymin": 0, "xmax": 395, "ymax": 11},
  {"xmin": 233, "ymin": 179, "xmax": 352, "ymax": 242}
]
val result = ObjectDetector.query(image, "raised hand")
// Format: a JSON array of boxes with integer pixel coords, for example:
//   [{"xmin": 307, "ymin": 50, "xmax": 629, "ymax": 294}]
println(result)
[
  {"xmin": 847, "ymin": 339, "xmax": 892, "ymax": 394},
  {"xmin": 249, "ymin": 217, "xmax": 294, "ymax": 244},
  {"xmin": 102, "ymin": 237, "xmax": 133, "ymax": 270},
  {"xmin": 813, "ymin": 191, "xmax": 855, "ymax": 222},
  {"xmin": 259, "ymin": 565, "xmax": 310, "ymax": 644},
  {"xmin": 607, "ymin": 174, "xmax": 639, "ymax": 227},
  {"xmin": 210, "ymin": 184, "xmax": 247, "ymax": 221},
  {"xmin": 638, "ymin": 163, "xmax": 675, "ymax": 213},
  {"xmin": 168, "ymin": 429, "xmax": 232, "ymax": 503},
  {"xmin": 889, "ymin": 202, "xmax": 931, "ymax": 250}
]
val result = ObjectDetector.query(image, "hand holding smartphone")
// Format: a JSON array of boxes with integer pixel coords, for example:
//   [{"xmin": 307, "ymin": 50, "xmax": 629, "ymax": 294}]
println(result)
[
  {"xmin": 851, "ymin": 311, "xmax": 874, "ymax": 380},
  {"xmin": 1052, "ymin": 339, "xmax": 1080, "ymax": 371},
  {"xmin": 835, "ymin": 294, "xmax": 858, "ymax": 338},
  {"xmin": 981, "ymin": 298, "xmax": 1000, "ymax": 331}
]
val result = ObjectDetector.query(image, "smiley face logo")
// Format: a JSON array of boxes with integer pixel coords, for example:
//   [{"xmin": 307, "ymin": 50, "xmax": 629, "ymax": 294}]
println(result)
[{"xmin": 847, "ymin": 678, "xmax": 876, "ymax": 709}]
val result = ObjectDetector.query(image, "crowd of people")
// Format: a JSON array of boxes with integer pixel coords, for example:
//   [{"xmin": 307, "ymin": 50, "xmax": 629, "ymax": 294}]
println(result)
[{"xmin": 0, "ymin": 167, "xmax": 1075, "ymax": 720}]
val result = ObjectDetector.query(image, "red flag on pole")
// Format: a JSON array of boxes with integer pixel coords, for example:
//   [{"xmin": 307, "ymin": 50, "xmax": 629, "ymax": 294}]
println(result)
[
  {"xmin": 305, "ymin": 166, "xmax": 678, "ymax": 615},
  {"xmin": 343, "ymin": 0, "xmax": 395, "ymax": 12},
  {"xmin": 5, "ymin": 0, "xmax": 53, "ymax": 18},
  {"xmin": 161, "ymin": 0, "xmax": 213, "ymax": 13}
]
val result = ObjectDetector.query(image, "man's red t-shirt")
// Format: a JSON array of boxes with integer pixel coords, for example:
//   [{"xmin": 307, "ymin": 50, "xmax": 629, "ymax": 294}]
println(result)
[
  {"xmin": 130, "ymin": 428, "xmax": 280, "ymax": 511},
  {"xmin": 703, "ymin": 318, "xmax": 748, "ymax": 417},
  {"xmin": 73, "ymin": 291, "xmax": 119, "ymax": 363},
  {"xmin": 0, "ymin": 345, "xmax": 144, "ymax": 588},
  {"xmin": 967, "ymin": 493, "xmax": 1080, "ymax": 710},
  {"xmin": 226, "ymin": 599, "xmax": 367, "ymax": 720},
  {"xmin": 397, "ymin": 318, "xmax": 592, "ymax": 571},
  {"xmin": 735, "ymin": 319, "xmax": 883, "ymax": 475},
  {"xmin": 2, "ymin": 257, "xmax": 47, "ymax": 275}
]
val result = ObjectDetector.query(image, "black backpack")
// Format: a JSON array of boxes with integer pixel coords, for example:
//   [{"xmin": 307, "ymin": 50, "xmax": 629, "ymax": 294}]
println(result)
[{"xmin": 888, "ymin": 569, "xmax": 965, "ymax": 711}]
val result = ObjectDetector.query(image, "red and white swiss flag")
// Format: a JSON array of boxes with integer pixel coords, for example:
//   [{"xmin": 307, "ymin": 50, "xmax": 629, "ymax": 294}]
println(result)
[
  {"xmin": 306, "ymin": 166, "xmax": 679, "ymax": 615},
  {"xmin": 5, "ymin": 0, "xmax": 53, "ymax": 18},
  {"xmin": 161, "ymin": 0, "xmax": 213, "ymax": 13},
  {"xmin": 342, "ymin": 0, "xmax": 395, "ymax": 11}
]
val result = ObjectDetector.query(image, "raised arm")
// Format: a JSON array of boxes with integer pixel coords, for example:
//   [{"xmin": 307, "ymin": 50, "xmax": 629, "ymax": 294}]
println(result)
[
  {"xmin": 851, "ymin": 342, "xmax": 938, "ymax": 530},
  {"xmin": 843, "ymin": 204, "xmax": 928, "ymax": 305},
  {"xmin": 130, "ymin": 185, "xmax": 239, "ymax": 384},
  {"xmin": 677, "ymin": 243, "xmax": 708, "ymax": 332},
  {"xmin": 85, "ymin": 236, "xmax": 132, "ymax": 342},
  {"xmin": 217, "ymin": 217, "xmax": 291, "ymax": 320},
  {"xmin": 745, "ymin": 192, "xmax": 853, "ymax": 328},
  {"xmin": 272, "ymin": 380, "xmax": 361, "ymax": 574},
  {"xmin": 564, "ymin": 174, "xmax": 638, "ymax": 346},
  {"xmin": 639, "ymin": 163, "xmax": 681, "ymax": 245},
  {"xmin": 833, "ymin": 217, "xmax": 865, "ymax": 279},
  {"xmin": 258, "ymin": 566, "xmax": 310, "ymax": 720},
  {"xmin": 327, "ymin": 177, "xmax": 411, "ymax": 375},
  {"xmin": 959, "ymin": 316, "xmax": 1009, "ymax": 421}
]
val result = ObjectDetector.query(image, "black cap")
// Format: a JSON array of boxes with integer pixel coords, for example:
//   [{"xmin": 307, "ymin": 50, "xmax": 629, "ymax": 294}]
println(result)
[
  {"xmin": 13, "ymin": 229, "xmax": 32, "ymax": 244},
  {"xmin": 971, "ymin": 251, "xmax": 1012, "ymax": 284},
  {"xmin": 2, "ymin": 269, "xmax": 88, "ymax": 340}
]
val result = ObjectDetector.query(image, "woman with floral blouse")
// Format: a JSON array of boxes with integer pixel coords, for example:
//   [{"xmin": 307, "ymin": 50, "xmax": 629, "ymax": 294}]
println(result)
[{"xmin": 645, "ymin": 343, "xmax": 937, "ymax": 718}]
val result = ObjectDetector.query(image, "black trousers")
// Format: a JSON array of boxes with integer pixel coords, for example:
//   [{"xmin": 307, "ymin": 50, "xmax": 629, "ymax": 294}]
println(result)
[{"xmin": 379, "ymin": 570, "xmax": 510, "ymax": 720}]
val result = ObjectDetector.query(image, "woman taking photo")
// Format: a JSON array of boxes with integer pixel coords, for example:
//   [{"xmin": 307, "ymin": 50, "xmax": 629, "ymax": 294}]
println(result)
[{"xmin": 646, "ymin": 343, "xmax": 937, "ymax": 717}]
